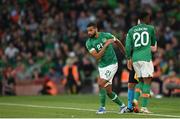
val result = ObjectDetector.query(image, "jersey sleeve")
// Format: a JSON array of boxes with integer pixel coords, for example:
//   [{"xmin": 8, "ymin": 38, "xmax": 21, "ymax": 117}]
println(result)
[
  {"xmin": 86, "ymin": 40, "xmax": 95, "ymax": 53},
  {"xmin": 125, "ymin": 31, "xmax": 133, "ymax": 59},
  {"xmin": 104, "ymin": 32, "xmax": 117, "ymax": 41},
  {"xmin": 151, "ymin": 26, "xmax": 157, "ymax": 46}
]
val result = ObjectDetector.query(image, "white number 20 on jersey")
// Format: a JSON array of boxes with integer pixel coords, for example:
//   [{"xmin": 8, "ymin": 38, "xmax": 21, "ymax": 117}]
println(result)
[{"xmin": 133, "ymin": 31, "xmax": 149, "ymax": 47}]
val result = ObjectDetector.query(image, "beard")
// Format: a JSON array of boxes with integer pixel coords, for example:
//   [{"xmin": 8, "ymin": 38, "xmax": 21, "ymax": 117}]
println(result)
[{"xmin": 89, "ymin": 32, "xmax": 96, "ymax": 38}]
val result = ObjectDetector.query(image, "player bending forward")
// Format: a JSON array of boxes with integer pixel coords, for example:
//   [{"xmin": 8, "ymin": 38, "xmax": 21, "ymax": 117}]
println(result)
[{"xmin": 86, "ymin": 22, "xmax": 127, "ymax": 114}]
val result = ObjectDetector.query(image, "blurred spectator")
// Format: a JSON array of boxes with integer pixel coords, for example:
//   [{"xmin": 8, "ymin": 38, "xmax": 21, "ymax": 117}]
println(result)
[
  {"xmin": 0, "ymin": 0, "xmax": 179, "ymax": 95},
  {"xmin": 152, "ymin": 53, "xmax": 163, "ymax": 98},
  {"xmin": 5, "ymin": 43, "xmax": 19, "ymax": 59},
  {"xmin": 77, "ymin": 11, "xmax": 90, "ymax": 32},
  {"xmin": 164, "ymin": 72, "xmax": 180, "ymax": 96},
  {"xmin": 79, "ymin": 55, "xmax": 97, "ymax": 93},
  {"xmin": 2, "ymin": 66, "xmax": 15, "ymax": 95},
  {"xmin": 40, "ymin": 77, "xmax": 58, "ymax": 96},
  {"xmin": 62, "ymin": 52, "xmax": 81, "ymax": 94}
]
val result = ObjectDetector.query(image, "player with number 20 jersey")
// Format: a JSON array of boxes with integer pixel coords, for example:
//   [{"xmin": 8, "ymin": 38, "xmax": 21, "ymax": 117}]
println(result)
[
  {"xmin": 125, "ymin": 12, "xmax": 157, "ymax": 113},
  {"xmin": 126, "ymin": 23, "xmax": 156, "ymax": 78}
]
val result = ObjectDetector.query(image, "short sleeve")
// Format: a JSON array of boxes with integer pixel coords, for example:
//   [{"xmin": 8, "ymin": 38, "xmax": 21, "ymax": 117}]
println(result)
[
  {"xmin": 86, "ymin": 40, "xmax": 95, "ymax": 53},
  {"xmin": 125, "ymin": 31, "xmax": 133, "ymax": 59},
  {"xmin": 104, "ymin": 33, "xmax": 117, "ymax": 41}
]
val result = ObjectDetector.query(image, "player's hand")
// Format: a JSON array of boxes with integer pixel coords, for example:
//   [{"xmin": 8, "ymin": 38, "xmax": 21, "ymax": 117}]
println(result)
[
  {"xmin": 104, "ymin": 39, "xmax": 114, "ymax": 47},
  {"xmin": 127, "ymin": 59, "xmax": 132, "ymax": 70}
]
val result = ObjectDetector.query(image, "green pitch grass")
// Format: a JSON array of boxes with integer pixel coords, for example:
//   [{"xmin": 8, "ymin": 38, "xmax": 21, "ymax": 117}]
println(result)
[{"xmin": 0, "ymin": 95, "xmax": 180, "ymax": 118}]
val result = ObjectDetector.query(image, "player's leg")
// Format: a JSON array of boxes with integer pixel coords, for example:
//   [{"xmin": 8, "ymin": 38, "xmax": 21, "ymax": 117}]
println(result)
[
  {"xmin": 106, "ymin": 84, "xmax": 125, "ymax": 106},
  {"xmin": 132, "ymin": 80, "xmax": 144, "ymax": 113},
  {"xmin": 134, "ymin": 81, "xmax": 143, "ymax": 101},
  {"xmin": 140, "ymin": 77, "xmax": 151, "ymax": 113},
  {"xmin": 127, "ymin": 83, "xmax": 136, "ymax": 112},
  {"xmin": 96, "ymin": 78, "xmax": 107, "ymax": 114},
  {"xmin": 132, "ymin": 62, "xmax": 143, "ymax": 113},
  {"xmin": 104, "ymin": 63, "xmax": 126, "ymax": 113},
  {"xmin": 134, "ymin": 78, "xmax": 144, "ymax": 102},
  {"xmin": 140, "ymin": 61, "xmax": 154, "ymax": 113},
  {"xmin": 105, "ymin": 84, "xmax": 126, "ymax": 113},
  {"xmin": 126, "ymin": 68, "xmax": 138, "ymax": 112}
]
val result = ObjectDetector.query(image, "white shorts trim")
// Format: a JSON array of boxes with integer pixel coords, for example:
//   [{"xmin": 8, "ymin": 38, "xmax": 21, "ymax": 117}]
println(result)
[
  {"xmin": 98, "ymin": 63, "xmax": 118, "ymax": 85},
  {"xmin": 133, "ymin": 61, "xmax": 154, "ymax": 78}
]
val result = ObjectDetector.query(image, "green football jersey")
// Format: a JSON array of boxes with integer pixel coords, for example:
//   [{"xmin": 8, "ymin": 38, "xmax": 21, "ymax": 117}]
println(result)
[
  {"xmin": 86, "ymin": 32, "xmax": 117, "ymax": 68},
  {"xmin": 125, "ymin": 23, "xmax": 157, "ymax": 62}
]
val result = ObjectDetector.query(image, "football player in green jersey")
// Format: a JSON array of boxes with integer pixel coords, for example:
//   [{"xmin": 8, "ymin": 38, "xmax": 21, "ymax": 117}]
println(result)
[
  {"xmin": 86, "ymin": 22, "xmax": 126, "ymax": 114},
  {"xmin": 125, "ymin": 12, "xmax": 157, "ymax": 113}
]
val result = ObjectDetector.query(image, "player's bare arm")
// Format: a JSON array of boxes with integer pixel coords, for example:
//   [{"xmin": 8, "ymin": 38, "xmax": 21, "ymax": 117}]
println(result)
[
  {"xmin": 151, "ymin": 42, "xmax": 157, "ymax": 52},
  {"xmin": 114, "ymin": 39, "xmax": 125, "ymax": 55},
  {"xmin": 127, "ymin": 59, "xmax": 132, "ymax": 71}
]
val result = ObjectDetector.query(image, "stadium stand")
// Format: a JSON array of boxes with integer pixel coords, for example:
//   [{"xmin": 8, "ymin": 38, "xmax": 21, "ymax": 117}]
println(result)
[{"xmin": 0, "ymin": 0, "xmax": 179, "ymax": 96}]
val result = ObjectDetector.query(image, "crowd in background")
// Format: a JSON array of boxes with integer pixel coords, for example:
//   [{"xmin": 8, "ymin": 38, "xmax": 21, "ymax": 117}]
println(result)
[{"xmin": 0, "ymin": 0, "xmax": 179, "ymax": 96}]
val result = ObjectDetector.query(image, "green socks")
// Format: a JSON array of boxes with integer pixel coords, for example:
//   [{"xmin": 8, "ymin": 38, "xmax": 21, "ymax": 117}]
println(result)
[
  {"xmin": 142, "ymin": 84, "xmax": 151, "ymax": 107},
  {"xmin": 107, "ymin": 92, "xmax": 123, "ymax": 106},
  {"xmin": 133, "ymin": 79, "xmax": 151, "ymax": 108},
  {"xmin": 134, "ymin": 81, "xmax": 143, "ymax": 101},
  {"xmin": 99, "ymin": 89, "xmax": 124, "ymax": 108},
  {"xmin": 99, "ymin": 88, "xmax": 106, "ymax": 107}
]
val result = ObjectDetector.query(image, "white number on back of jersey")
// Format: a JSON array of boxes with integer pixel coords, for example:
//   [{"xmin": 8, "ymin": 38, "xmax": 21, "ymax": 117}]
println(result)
[{"xmin": 133, "ymin": 31, "xmax": 149, "ymax": 47}]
